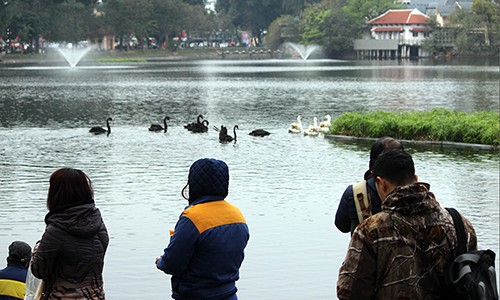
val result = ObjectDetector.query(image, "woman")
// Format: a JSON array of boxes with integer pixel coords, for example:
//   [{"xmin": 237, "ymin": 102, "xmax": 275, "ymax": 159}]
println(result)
[{"xmin": 31, "ymin": 168, "xmax": 109, "ymax": 300}]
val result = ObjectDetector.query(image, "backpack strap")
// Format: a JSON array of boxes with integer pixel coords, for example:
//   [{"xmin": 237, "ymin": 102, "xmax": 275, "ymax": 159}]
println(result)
[
  {"xmin": 445, "ymin": 207, "xmax": 467, "ymax": 255},
  {"xmin": 353, "ymin": 180, "xmax": 371, "ymax": 224}
]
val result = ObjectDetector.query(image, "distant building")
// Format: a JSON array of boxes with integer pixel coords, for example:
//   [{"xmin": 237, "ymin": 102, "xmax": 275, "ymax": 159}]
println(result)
[
  {"xmin": 399, "ymin": 0, "xmax": 473, "ymax": 26},
  {"xmin": 354, "ymin": 9, "xmax": 431, "ymax": 59}
]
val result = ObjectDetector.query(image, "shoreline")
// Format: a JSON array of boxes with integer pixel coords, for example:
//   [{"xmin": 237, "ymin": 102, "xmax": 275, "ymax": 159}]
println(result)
[{"xmin": 325, "ymin": 134, "xmax": 499, "ymax": 150}]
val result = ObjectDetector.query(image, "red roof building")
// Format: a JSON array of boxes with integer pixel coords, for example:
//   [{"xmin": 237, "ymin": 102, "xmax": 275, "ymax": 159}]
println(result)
[
  {"xmin": 368, "ymin": 9, "xmax": 430, "ymax": 25},
  {"xmin": 354, "ymin": 9, "xmax": 432, "ymax": 59}
]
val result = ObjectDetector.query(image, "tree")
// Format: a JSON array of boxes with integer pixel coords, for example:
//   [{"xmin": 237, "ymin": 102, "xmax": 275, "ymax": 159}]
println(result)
[
  {"xmin": 104, "ymin": 0, "xmax": 154, "ymax": 49},
  {"xmin": 299, "ymin": 0, "xmax": 364, "ymax": 57},
  {"xmin": 49, "ymin": 0, "xmax": 91, "ymax": 44},
  {"xmin": 472, "ymin": 0, "xmax": 500, "ymax": 47},
  {"xmin": 182, "ymin": 0, "xmax": 205, "ymax": 6},
  {"xmin": 343, "ymin": 0, "xmax": 398, "ymax": 21},
  {"xmin": 265, "ymin": 15, "xmax": 297, "ymax": 49},
  {"xmin": 216, "ymin": 0, "xmax": 285, "ymax": 35}
]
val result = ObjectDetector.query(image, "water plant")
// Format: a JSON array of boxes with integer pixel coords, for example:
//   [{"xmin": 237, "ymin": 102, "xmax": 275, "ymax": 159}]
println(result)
[{"xmin": 328, "ymin": 108, "xmax": 500, "ymax": 146}]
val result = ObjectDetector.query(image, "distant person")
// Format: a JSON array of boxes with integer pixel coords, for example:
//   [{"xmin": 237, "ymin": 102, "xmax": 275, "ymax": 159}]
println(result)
[
  {"xmin": 337, "ymin": 149, "xmax": 477, "ymax": 299},
  {"xmin": 31, "ymin": 168, "xmax": 109, "ymax": 299},
  {"xmin": 335, "ymin": 137, "xmax": 404, "ymax": 235},
  {"xmin": 0, "ymin": 241, "xmax": 31, "ymax": 300},
  {"xmin": 156, "ymin": 158, "xmax": 249, "ymax": 300}
]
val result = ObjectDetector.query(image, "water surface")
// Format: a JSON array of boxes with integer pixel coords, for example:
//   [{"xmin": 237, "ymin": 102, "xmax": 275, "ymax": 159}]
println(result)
[{"xmin": 0, "ymin": 59, "xmax": 498, "ymax": 299}]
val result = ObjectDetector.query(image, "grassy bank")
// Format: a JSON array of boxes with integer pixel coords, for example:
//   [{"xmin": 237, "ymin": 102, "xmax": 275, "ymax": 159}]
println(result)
[
  {"xmin": 0, "ymin": 48, "xmax": 221, "ymax": 64},
  {"xmin": 328, "ymin": 109, "xmax": 500, "ymax": 146}
]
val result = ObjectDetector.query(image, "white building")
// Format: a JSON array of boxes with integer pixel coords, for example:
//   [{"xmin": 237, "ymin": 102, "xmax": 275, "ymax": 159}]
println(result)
[{"xmin": 354, "ymin": 9, "xmax": 431, "ymax": 59}]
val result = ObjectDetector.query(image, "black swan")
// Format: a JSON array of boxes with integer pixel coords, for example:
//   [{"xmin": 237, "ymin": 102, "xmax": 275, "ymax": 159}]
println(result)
[
  {"xmin": 149, "ymin": 116, "xmax": 170, "ymax": 132},
  {"xmin": 184, "ymin": 114, "xmax": 204, "ymax": 131},
  {"xmin": 191, "ymin": 120, "xmax": 209, "ymax": 133},
  {"xmin": 249, "ymin": 129, "xmax": 271, "ymax": 137},
  {"xmin": 219, "ymin": 125, "xmax": 239, "ymax": 142},
  {"xmin": 89, "ymin": 117, "xmax": 113, "ymax": 135}
]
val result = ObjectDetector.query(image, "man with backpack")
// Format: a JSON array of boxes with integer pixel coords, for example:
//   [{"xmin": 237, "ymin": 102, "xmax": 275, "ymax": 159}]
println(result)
[
  {"xmin": 337, "ymin": 149, "xmax": 478, "ymax": 299},
  {"xmin": 334, "ymin": 137, "xmax": 404, "ymax": 235}
]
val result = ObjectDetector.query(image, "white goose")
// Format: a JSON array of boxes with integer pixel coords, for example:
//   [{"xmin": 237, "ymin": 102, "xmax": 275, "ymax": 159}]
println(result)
[
  {"xmin": 319, "ymin": 114, "xmax": 331, "ymax": 133},
  {"xmin": 304, "ymin": 116, "xmax": 321, "ymax": 136},
  {"xmin": 288, "ymin": 115, "xmax": 303, "ymax": 133}
]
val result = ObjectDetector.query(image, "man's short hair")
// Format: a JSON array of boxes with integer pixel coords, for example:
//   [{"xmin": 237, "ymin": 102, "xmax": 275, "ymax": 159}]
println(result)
[
  {"xmin": 372, "ymin": 149, "xmax": 415, "ymax": 186},
  {"xmin": 8, "ymin": 241, "xmax": 31, "ymax": 265}
]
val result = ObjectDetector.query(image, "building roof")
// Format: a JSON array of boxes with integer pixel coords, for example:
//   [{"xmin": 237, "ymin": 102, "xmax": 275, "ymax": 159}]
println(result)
[
  {"xmin": 372, "ymin": 27, "xmax": 404, "ymax": 32},
  {"xmin": 368, "ymin": 9, "xmax": 431, "ymax": 25},
  {"xmin": 410, "ymin": 27, "xmax": 429, "ymax": 31},
  {"xmin": 402, "ymin": 0, "xmax": 473, "ymax": 17}
]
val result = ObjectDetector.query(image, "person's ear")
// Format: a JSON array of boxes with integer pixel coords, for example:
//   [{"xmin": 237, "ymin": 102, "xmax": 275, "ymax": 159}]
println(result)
[
  {"xmin": 375, "ymin": 176, "xmax": 387, "ymax": 200},
  {"xmin": 414, "ymin": 175, "xmax": 418, "ymax": 182}
]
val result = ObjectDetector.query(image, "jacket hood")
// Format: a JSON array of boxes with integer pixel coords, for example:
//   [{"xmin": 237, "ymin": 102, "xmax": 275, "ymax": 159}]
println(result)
[
  {"xmin": 188, "ymin": 158, "xmax": 229, "ymax": 203},
  {"xmin": 382, "ymin": 182, "xmax": 439, "ymax": 215},
  {"xmin": 45, "ymin": 203, "xmax": 104, "ymax": 237}
]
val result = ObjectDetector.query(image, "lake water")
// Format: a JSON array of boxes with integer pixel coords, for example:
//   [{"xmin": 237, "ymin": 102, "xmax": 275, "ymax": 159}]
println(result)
[{"xmin": 0, "ymin": 58, "xmax": 498, "ymax": 299}]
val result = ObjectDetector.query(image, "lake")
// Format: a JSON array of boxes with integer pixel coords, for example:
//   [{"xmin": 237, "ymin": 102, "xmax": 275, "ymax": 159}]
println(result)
[{"xmin": 0, "ymin": 57, "xmax": 498, "ymax": 299}]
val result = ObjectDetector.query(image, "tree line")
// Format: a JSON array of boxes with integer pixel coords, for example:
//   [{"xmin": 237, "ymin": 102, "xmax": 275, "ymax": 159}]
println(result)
[{"xmin": 0, "ymin": 0, "xmax": 498, "ymax": 57}]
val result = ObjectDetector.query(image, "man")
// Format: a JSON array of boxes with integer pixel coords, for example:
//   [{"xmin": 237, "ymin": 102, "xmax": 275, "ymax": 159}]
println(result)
[
  {"xmin": 0, "ymin": 241, "xmax": 32, "ymax": 300},
  {"xmin": 156, "ymin": 158, "xmax": 249, "ymax": 300},
  {"xmin": 337, "ymin": 149, "xmax": 477, "ymax": 299},
  {"xmin": 335, "ymin": 137, "xmax": 403, "ymax": 234}
]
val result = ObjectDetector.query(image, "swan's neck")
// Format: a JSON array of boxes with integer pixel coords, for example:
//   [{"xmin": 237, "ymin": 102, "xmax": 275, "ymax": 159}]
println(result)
[
  {"xmin": 164, "ymin": 118, "xmax": 168, "ymax": 132},
  {"xmin": 106, "ymin": 119, "xmax": 111, "ymax": 133}
]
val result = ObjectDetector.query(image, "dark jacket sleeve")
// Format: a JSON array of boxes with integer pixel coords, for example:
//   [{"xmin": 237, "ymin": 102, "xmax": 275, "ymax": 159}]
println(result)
[
  {"xmin": 462, "ymin": 215, "xmax": 477, "ymax": 252},
  {"xmin": 335, "ymin": 185, "xmax": 354, "ymax": 233},
  {"xmin": 157, "ymin": 216, "xmax": 199, "ymax": 276},
  {"xmin": 31, "ymin": 225, "xmax": 61, "ymax": 280},
  {"xmin": 337, "ymin": 227, "xmax": 377, "ymax": 300}
]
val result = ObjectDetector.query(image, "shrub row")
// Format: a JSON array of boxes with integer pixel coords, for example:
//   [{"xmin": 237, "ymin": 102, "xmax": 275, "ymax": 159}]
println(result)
[{"xmin": 329, "ymin": 108, "xmax": 500, "ymax": 146}]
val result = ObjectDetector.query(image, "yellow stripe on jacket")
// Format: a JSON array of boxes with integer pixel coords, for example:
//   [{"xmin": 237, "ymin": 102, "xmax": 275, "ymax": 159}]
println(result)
[
  {"xmin": 0, "ymin": 278, "xmax": 26, "ymax": 299},
  {"xmin": 182, "ymin": 200, "xmax": 246, "ymax": 234}
]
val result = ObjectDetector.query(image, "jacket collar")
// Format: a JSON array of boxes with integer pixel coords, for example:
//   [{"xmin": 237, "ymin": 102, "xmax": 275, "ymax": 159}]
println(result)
[{"xmin": 382, "ymin": 182, "xmax": 439, "ymax": 215}]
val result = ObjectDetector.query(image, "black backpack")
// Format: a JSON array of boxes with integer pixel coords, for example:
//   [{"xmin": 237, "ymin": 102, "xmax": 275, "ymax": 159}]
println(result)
[{"xmin": 446, "ymin": 207, "xmax": 499, "ymax": 300}]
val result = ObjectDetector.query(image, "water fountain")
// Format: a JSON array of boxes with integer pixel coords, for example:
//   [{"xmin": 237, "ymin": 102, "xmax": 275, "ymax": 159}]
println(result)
[
  {"xmin": 55, "ymin": 45, "xmax": 92, "ymax": 67},
  {"xmin": 285, "ymin": 42, "xmax": 320, "ymax": 60}
]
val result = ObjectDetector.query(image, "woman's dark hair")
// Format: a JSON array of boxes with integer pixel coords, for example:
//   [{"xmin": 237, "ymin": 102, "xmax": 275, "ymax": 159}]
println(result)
[
  {"xmin": 372, "ymin": 149, "xmax": 415, "ymax": 186},
  {"xmin": 47, "ymin": 168, "xmax": 94, "ymax": 211},
  {"xmin": 365, "ymin": 137, "xmax": 404, "ymax": 179}
]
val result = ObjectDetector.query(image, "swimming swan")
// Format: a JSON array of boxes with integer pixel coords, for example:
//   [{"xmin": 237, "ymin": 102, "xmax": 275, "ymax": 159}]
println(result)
[
  {"xmin": 219, "ymin": 125, "xmax": 239, "ymax": 142},
  {"xmin": 149, "ymin": 116, "xmax": 170, "ymax": 132},
  {"xmin": 249, "ymin": 129, "xmax": 271, "ymax": 137},
  {"xmin": 319, "ymin": 114, "xmax": 331, "ymax": 133},
  {"xmin": 288, "ymin": 115, "xmax": 303, "ymax": 134},
  {"xmin": 304, "ymin": 117, "xmax": 320, "ymax": 136},
  {"xmin": 90, "ymin": 117, "xmax": 113, "ymax": 135}
]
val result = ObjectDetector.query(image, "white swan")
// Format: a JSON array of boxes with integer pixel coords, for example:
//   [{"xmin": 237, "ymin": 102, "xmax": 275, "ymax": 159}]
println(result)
[
  {"xmin": 304, "ymin": 117, "xmax": 321, "ymax": 136},
  {"xmin": 319, "ymin": 114, "xmax": 331, "ymax": 133},
  {"xmin": 288, "ymin": 115, "xmax": 303, "ymax": 133}
]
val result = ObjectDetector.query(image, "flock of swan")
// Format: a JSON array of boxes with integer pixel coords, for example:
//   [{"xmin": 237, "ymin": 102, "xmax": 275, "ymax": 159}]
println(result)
[
  {"xmin": 288, "ymin": 114, "xmax": 331, "ymax": 136},
  {"xmin": 88, "ymin": 114, "xmax": 271, "ymax": 142},
  {"xmin": 88, "ymin": 114, "xmax": 331, "ymax": 141}
]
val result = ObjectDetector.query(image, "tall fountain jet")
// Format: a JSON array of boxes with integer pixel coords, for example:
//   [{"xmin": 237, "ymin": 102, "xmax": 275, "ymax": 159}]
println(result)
[
  {"xmin": 56, "ymin": 46, "xmax": 92, "ymax": 67},
  {"xmin": 285, "ymin": 42, "xmax": 320, "ymax": 60}
]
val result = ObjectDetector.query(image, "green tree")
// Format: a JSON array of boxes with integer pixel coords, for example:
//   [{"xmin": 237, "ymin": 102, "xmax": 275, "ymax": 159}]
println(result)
[
  {"xmin": 472, "ymin": 0, "xmax": 500, "ymax": 47},
  {"xmin": 343, "ymin": 0, "xmax": 397, "ymax": 21},
  {"xmin": 49, "ymin": 0, "xmax": 91, "ymax": 44},
  {"xmin": 216, "ymin": 0, "xmax": 285, "ymax": 35},
  {"xmin": 265, "ymin": 15, "xmax": 297, "ymax": 49},
  {"xmin": 104, "ymin": 0, "xmax": 154, "ymax": 49}
]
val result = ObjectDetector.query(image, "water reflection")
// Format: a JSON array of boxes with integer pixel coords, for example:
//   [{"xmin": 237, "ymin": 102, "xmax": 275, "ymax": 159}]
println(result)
[{"xmin": 0, "ymin": 60, "xmax": 498, "ymax": 299}]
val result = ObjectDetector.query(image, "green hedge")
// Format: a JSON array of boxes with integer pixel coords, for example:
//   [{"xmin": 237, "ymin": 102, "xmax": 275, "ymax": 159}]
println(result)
[{"xmin": 329, "ymin": 109, "xmax": 500, "ymax": 146}]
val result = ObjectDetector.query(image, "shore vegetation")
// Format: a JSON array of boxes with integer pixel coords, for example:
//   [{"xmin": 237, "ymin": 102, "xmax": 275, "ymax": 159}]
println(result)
[{"xmin": 328, "ymin": 108, "xmax": 499, "ymax": 146}]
